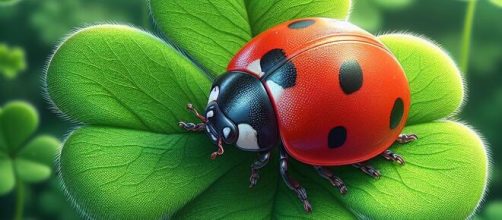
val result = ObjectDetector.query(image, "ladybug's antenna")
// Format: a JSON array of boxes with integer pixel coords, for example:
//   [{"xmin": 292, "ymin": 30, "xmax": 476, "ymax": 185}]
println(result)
[
  {"xmin": 210, "ymin": 138, "xmax": 225, "ymax": 160},
  {"xmin": 178, "ymin": 122, "xmax": 205, "ymax": 131},
  {"xmin": 186, "ymin": 103, "xmax": 207, "ymax": 123},
  {"xmin": 178, "ymin": 103, "xmax": 207, "ymax": 132}
]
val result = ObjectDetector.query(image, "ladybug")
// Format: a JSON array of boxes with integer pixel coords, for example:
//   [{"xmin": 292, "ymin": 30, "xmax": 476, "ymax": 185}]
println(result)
[{"xmin": 179, "ymin": 17, "xmax": 417, "ymax": 212}]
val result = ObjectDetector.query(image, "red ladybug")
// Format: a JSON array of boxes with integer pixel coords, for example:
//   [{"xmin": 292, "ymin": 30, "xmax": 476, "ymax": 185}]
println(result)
[{"xmin": 179, "ymin": 17, "xmax": 417, "ymax": 212}]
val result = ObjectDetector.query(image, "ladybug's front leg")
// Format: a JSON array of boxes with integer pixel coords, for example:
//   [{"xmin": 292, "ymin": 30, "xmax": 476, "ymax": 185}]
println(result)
[
  {"xmin": 249, "ymin": 151, "xmax": 271, "ymax": 188},
  {"xmin": 279, "ymin": 147, "xmax": 312, "ymax": 213}
]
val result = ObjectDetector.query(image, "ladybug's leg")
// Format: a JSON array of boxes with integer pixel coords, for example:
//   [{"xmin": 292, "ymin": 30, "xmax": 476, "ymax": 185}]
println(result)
[
  {"xmin": 279, "ymin": 147, "xmax": 312, "ymax": 213},
  {"xmin": 178, "ymin": 122, "xmax": 205, "ymax": 132},
  {"xmin": 381, "ymin": 150, "xmax": 405, "ymax": 165},
  {"xmin": 249, "ymin": 151, "xmax": 271, "ymax": 188},
  {"xmin": 352, "ymin": 163, "xmax": 381, "ymax": 179},
  {"xmin": 396, "ymin": 134, "xmax": 418, "ymax": 144},
  {"xmin": 314, "ymin": 166, "xmax": 347, "ymax": 194}
]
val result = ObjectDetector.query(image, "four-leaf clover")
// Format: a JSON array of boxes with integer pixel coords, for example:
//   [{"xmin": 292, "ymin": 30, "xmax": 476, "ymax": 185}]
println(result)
[{"xmin": 45, "ymin": 0, "xmax": 488, "ymax": 219}]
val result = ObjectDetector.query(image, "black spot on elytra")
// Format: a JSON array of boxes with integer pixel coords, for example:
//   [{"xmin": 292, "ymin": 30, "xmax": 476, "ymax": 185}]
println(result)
[
  {"xmin": 328, "ymin": 126, "xmax": 347, "ymax": 148},
  {"xmin": 390, "ymin": 98, "xmax": 404, "ymax": 129},
  {"xmin": 261, "ymin": 49, "xmax": 297, "ymax": 88},
  {"xmin": 288, "ymin": 19, "xmax": 316, "ymax": 29},
  {"xmin": 339, "ymin": 60, "xmax": 363, "ymax": 94},
  {"xmin": 260, "ymin": 49, "xmax": 287, "ymax": 73}
]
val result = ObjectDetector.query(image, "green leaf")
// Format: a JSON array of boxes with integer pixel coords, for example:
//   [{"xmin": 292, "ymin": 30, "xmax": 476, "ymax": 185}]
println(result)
[
  {"xmin": 174, "ymin": 156, "xmax": 355, "ymax": 219},
  {"xmin": 12, "ymin": 135, "xmax": 61, "ymax": 183},
  {"xmin": 18, "ymin": 135, "xmax": 61, "ymax": 166},
  {"xmin": 0, "ymin": 152, "xmax": 15, "ymax": 195},
  {"xmin": 46, "ymin": 25, "xmax": 211, "ymax": 134},
  {"xmin": 379, "ymin": 34, "xmax": 465, "ymax": 125},
  {"xmin": 179, "ymin": 121, "xmax": 487, "ymax": 219},
  {"xmin": 14, "ymin": 158, "xmax": 52, "ymax": 183},
  {"xmin": 59, "ymin": 127, "xmax": 244, "ymax": 219},
  {"xmin": 327, "ymin": 121, "xmax": 488, "ymax": 219},
  {"xmin": 0, "ymin": 101, "xmax": 39, "ymax": 153},
  {"xmin": 59, "ymin": 121, "xmax": 487, "ymax": 219},
  {"xmin": 150, "ymin": 0, "xmax": 351, "ymax": 75}
]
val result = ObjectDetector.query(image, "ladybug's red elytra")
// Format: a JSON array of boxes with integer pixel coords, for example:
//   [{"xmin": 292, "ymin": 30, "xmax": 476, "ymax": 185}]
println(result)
[{"xmin": 179, "ymin": 17, "xmax": 417, "ymax": 212}]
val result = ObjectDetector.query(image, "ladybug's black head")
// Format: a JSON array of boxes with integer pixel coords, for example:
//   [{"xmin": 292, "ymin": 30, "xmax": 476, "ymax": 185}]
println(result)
[
  {"xmin": 201, "ymin": 71, "xmax": 279, "ymax": 153},
  {"xmin": 179, "ymin": 71, "xmax": 279, "ymax": 158},
  {"xmin": 204, "ymin": 101, "xmax": 238, "ymax": 144}
]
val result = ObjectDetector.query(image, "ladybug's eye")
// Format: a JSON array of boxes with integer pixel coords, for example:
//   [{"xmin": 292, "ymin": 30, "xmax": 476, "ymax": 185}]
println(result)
[{"xmin": 208, "ymin": 86, "xmax": 219, "ymax": 104}]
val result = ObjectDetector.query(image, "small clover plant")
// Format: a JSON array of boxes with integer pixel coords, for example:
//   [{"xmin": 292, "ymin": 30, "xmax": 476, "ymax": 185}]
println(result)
[
  {"xmin": 0, "ymin": 101, "xmax": 61, "ymax": 219},
  {"xmin": 0, "ymin": 43, "xmax": 26, "ymax": 79},
  {"xmin": 45, "ymin": 0, "xmax": 488, "ymax": 219}
]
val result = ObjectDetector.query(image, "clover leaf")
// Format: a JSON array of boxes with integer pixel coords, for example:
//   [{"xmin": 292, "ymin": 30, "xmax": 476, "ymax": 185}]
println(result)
[
  {"xmin": 0, "ymin": 101, "xmax": 61, "ymax": 195},
  {"xmin": 45, "ymin": 0, "xmax": 488, "ymax": 219},
  {"xmin": 0, "ymin": 43, "xmax": 26, "ymax": 79}
]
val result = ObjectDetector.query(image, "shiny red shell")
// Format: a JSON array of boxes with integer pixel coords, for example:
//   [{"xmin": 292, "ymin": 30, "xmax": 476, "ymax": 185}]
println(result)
[{"xmin": 227, "ymin": 18, "xmax": 410, "ymax": 166}]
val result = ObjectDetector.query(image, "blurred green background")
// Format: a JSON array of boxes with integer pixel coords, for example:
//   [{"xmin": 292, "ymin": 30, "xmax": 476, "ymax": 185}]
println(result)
[{"xmin": 0, "ymin": 0, "xmax": 500, "ymax": 219}]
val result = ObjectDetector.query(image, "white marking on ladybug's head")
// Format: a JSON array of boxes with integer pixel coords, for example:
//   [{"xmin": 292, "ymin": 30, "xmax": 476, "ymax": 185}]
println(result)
[
  {"xmin": 246, "ymin": 59, "xmax": 264, "ymax": 77},
  {"xmin": 206, "ymin": 125, "xmax": 217, "ymax": 141},
  {"xmin": 236, "ymin": 123, "xmax": 260, "ymax": 150},
  {"xmin": 206, "ymin": 110, "xmax": 214, "ymax": 118},
  {"xmin": 266, "ymin": 80, "xmax": 284, "ymax": 101},
  {"xmin": 208, "ymin": 86, "xmax": 219, "ymax": 104},
  {"xmin": 223, "ymin": 127, "xmax": 231, "ymax": 139},
  {"xmin": 210, "ymin": 133, "xmax": 217, "ymax": 141}
]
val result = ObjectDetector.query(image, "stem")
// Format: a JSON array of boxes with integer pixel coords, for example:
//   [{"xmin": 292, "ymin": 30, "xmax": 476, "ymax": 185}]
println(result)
[
  {"xmin": 460, "ymin": 0, "xmax": 477, "ymax": 74},
  {"xmin": 14, "ymin": 180, "xmax": 24, "ymax": 220}
]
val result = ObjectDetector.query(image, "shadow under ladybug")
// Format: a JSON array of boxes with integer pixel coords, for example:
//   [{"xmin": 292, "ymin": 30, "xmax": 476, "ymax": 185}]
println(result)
[{"xmin": 179, "ymin": 18, "xmax": 417, "ymax": 213}]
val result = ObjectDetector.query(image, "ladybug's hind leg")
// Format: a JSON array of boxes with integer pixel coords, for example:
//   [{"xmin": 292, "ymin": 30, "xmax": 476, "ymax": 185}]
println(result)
[
  {"xmin": 314, "ymin": 166, "xmax": 347, "ymax": 194},
  {"xmin": 249, "ymin": 151, "xmax": 271, "ymax": 188},
  {"xmin": 279, "ymin": 147, "xmax": 312, "ymax": 213}
]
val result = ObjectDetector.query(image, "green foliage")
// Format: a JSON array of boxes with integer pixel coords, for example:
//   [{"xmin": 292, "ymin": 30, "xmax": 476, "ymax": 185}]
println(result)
[
  {"xmin": 30, "ymin": 0, "xmax": 132, "ymax": 44},
  {"xmin": 485, "ymin": 201, "xmax": 502, "ymax": 220},
  {"xmin": 379, "ymin": 34, "xmax": 464, "ymax": 125},
  {"xmin": 490, "ymin": 0, "xmax": 502, "ymax": 8},
  {"xmin": 0, "ymin": 0, "xmax": 20, "ymax": 6},
  {"xmin": 150, "ymin": 0, "xmax": 351, "ymax": 75},
  {"xmin": 44, "ymin": 0, "xmax": 488, "ymax": 219},
  {"xmin": 0, "ymin": 101, "xmax": 61, "ymax": 195},
  {"xmin": 0, "ymin": 43, "xmax": 26, "ymax": 79},
  {"xmin": 350, "ymin": 0, "xmax": 382, "ymax": 32},
  {"xmin": 373, "ymin": 0, "xmax": 415, "ymax": 10},
  {"xmin": 47, "ymin": 25, "xmax": 211, "ymax": 133},
  {"xmin": 476, "ymin": 201, "xmax": 502, "ymax": 220},
  {"xmin": 38, "ymin": 179, "xmax": 80, "ymax": 220},
  {"xmin": 349, "ymin": 0, "xmax": 415, "ymax": 32}
]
